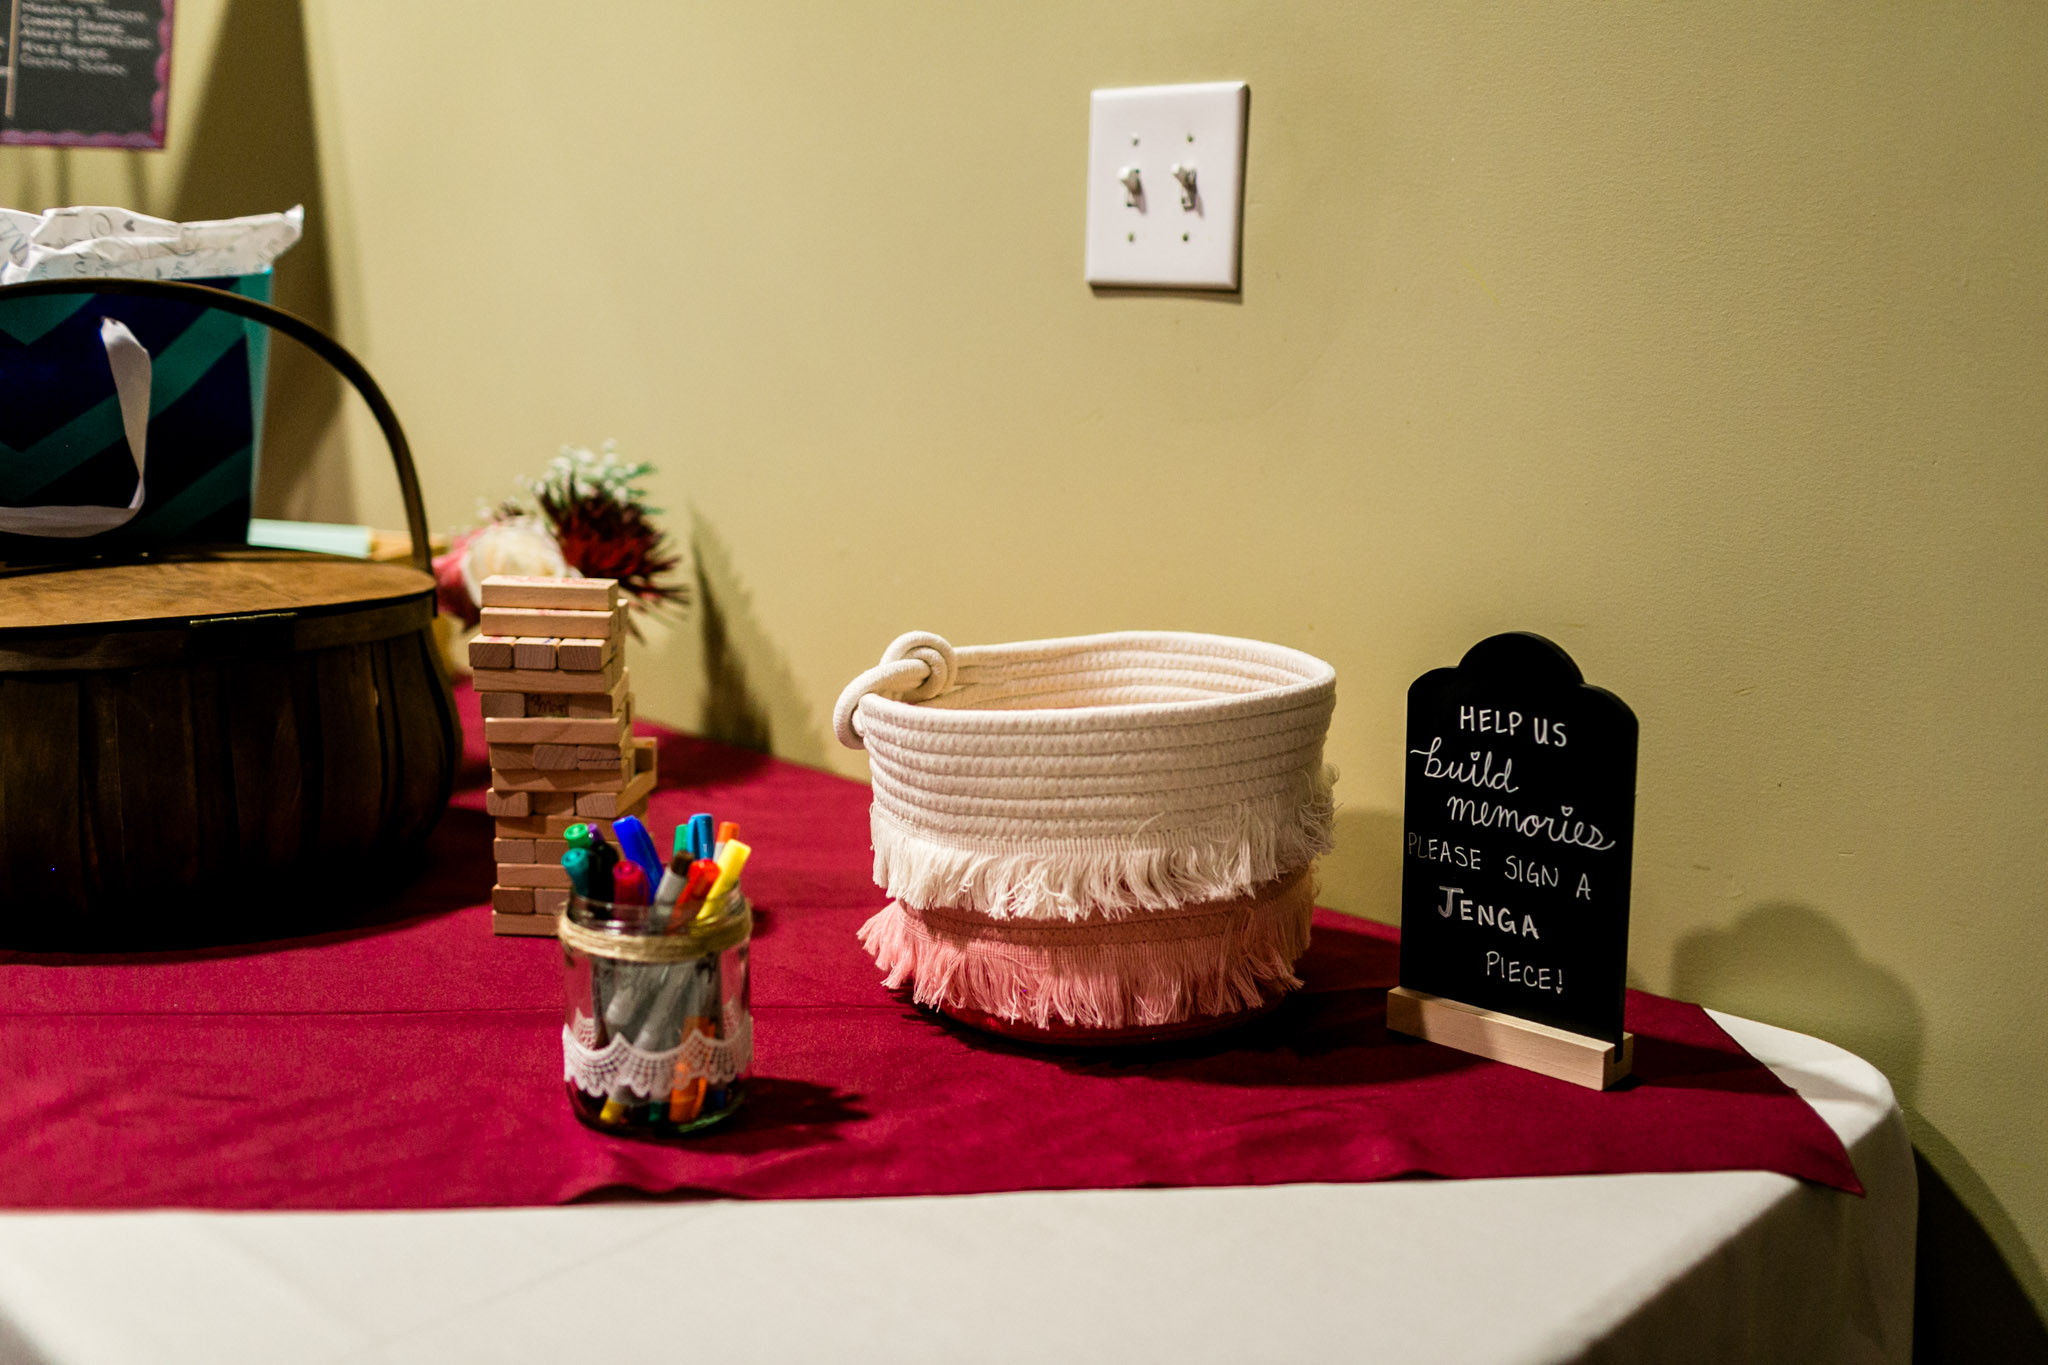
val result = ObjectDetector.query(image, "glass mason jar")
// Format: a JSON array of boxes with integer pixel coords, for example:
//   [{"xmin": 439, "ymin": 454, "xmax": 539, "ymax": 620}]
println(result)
[{"xmin": 558, "ymin": 889, "xmax": 752, "ymax": 1138}]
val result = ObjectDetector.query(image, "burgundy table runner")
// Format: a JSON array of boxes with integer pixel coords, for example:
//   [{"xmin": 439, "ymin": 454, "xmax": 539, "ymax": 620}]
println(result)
[{"xmin": 0, "ymin": 684, "xmax": 1860, "ymax": 1209}]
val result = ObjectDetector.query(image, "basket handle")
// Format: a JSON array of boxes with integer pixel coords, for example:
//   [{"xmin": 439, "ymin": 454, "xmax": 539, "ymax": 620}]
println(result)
[{"xmin": 0, "ymin": 277, "xmax": 432, "ymax": 574}]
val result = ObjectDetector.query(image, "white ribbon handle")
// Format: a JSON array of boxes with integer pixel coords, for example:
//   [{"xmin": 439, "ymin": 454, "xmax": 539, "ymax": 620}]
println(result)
[{"xmin": 0, "ymin": 317, "xmax": 151, "ymax": 538}]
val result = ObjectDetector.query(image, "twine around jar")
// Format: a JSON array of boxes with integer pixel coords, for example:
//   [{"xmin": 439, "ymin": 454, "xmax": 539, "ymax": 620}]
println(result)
[{"xmin": 557, "ymin": 902, "xmax": 751, "ymax": 961}]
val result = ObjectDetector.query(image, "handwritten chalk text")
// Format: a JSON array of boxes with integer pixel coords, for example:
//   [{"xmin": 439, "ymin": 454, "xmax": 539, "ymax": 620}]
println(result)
[
  {"xmin": 1485, "ymin": 950, "xmax": 1564, "ymax": 994},
  {"xmin": 1438, "ymin": 885, "xmax": 1540, "ymax": 938},
  {"xmin": 1410, "ymin": 736, "xmax": 1519, "ymax": 793},
  {"xmin": 1406, "ymin": 834, "xmax": 1483, "ymax": 869},
  {"xmin": 1442, "ymin": 795, "xmax": 1618, "ymax": 852}
]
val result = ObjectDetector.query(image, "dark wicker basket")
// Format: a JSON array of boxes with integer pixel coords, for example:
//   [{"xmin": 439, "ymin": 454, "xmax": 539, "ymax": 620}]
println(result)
[{"xmin": 0, "ymin": 279, "xmax": 459, "ymax": 942}]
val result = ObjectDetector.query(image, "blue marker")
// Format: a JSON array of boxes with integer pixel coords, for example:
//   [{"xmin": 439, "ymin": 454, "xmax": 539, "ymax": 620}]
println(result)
[
  {"xmin": 611, "ymin": 815, "xmax": 665, "ymax": 898},
  {"xmin": 687, "ymin": 812, "xmax": 715, "ymax": 861}
]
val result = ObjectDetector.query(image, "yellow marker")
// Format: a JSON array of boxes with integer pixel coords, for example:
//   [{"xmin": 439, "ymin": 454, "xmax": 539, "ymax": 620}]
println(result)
[
  {"xmin": 706, "ymin": 840, "xmax": 750, "ymax": 902},
  {"xmin": 692, "ymin": 842, "xmax": 750, "ymax": 927}
]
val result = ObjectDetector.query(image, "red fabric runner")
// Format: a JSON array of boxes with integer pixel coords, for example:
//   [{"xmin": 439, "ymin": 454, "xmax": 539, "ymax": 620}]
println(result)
[{"xmin": 0, "ymin": 684, "xmax": 1861, "ymax": 1208}]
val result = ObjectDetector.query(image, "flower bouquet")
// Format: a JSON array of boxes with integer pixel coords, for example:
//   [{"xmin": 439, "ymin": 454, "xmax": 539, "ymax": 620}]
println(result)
[{"xmin": 434, "ymin": 442, "xmax": 687, "ymax": 637}]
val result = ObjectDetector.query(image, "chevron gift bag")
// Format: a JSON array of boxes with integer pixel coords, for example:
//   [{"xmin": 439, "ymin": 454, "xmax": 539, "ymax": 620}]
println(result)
[{"xmin": 0, "ymin": 205, "xmax": 301, "ymax": 560}]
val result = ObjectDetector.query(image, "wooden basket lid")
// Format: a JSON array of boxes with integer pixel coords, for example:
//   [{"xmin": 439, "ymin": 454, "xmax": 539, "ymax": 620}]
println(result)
[{"xmin": 0, "ymin": 546, "xmax": 437, "ymax": 672}]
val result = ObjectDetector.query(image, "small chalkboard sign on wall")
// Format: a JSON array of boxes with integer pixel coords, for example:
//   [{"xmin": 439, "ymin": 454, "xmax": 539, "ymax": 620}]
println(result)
[
  {"xmin": 1, "ymin": 0, "xmax": 173, "ymax": 149},
  {"xmin": 1388, "ymin": 632, "xmax": 1640, "ymax": 1089}
]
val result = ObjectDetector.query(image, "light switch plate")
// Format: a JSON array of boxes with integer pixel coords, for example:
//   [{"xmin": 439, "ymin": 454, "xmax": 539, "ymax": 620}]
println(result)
[{"xmin": 1084, "ymin": 81, "xmax": 1248, "ymax": 291}]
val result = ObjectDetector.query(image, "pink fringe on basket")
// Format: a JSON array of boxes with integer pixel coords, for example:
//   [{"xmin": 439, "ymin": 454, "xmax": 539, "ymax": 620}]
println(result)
[{"xmin": 857, "ymin": 867, "xmax": 1316, "ymax": 1031}]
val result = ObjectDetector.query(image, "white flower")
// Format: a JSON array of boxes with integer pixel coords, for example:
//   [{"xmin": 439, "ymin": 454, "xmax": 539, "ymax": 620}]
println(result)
[{"xmin": 458, "ymin": 516, "xmax": 575, "ymax": 610}]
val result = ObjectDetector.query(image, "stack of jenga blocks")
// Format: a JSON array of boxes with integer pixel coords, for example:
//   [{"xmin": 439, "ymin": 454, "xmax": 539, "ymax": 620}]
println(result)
[{"xmin": 471, "ymin": 574, "xmax": 658, "ymax": 937}]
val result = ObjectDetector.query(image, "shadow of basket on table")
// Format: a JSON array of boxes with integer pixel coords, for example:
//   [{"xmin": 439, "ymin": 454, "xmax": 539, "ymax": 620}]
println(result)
[{"xmin": 0, "ymin": 806, "xmax": 501, "ymax": 957}]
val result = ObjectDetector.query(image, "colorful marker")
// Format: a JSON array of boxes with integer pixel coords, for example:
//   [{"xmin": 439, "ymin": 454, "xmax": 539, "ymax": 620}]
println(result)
[
  {"xmin": 588, "ymin": 839, "xmax": 618, "ymax": 903},
  {"xmin": 562, "ymin": 847, "xmax": 593, "ymax": 898},
  {"xmin": 611, "ymin": 815, "xmax": 665, "ymax": 897},
  {"xmin": 611, "ymin": 861, "xmax": 649, "ymax": 907}
]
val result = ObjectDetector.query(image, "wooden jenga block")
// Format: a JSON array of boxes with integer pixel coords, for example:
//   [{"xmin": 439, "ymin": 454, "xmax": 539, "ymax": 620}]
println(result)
[
  {"xmin": 490, "ymin": 761, "xmax": 630, "ymax": 792},
  {"xmin": 535, "ymin": 888, "xmax": 571, "ymax": 917},
  {"xmin": 489, "ymin": 743, "xmax": 581, "ymax": 771},
  {"xmin": 484, "ymin": 788, "xmax": 530, "ymax": 817},
  {"xmin": 556, "ymin": 632, "xmax": 621, "ymax": 672},
  {"xmin": 471, "ymin": 653, "xmax": 623, "ymax": 694},
  {"xmin": 496, "ymin": 807, "xmax": 643, "ymax": 838},
  {"xmin": 498, "ymin": 862, "xmax": 573, "ymax": 889},
  {"xmin": 480, "ymin": 691, "xmax": 526, "ymax": 719},
  {"xmin": 468, "ymin": 635, "xmax": 516, "ymax": 670},
  {"xmin": 494, "ymin": 838, "xmax": 536, "ymax": 863},
  {"xmin": 480, "ymin": 575, "xmax": 620, "ymax": 612},
  {"xmin": 532, "ymin": 790, "xmax": 578, "ymax": 814},
  {"xmin": 565, "ymin": 669, "xmax": 631, "ymax": 718},
  {"xmin": 493, "ymin": 912, "xmax": 557, "ymax": 937},
  {"xmin": 491, "ymin": 885, "xmax": 535, "ymax": 914},
  {"xmin": 513, "ymin": 637, "xmax": 559, "ymax": 670},
  {"xmin": 577, "ymin": 767, "xmax": 656, "ymax": 818},
  {"xmin": 483, "ymin": 714, "xmax": 628, "ymax": 745},
  {"xmin": 536, "ymin": 837, "xmax": 570, "ymax": 861},
  {"xmin": 479, "ymin": 607, "xmax": 616, "ymax": 641}
]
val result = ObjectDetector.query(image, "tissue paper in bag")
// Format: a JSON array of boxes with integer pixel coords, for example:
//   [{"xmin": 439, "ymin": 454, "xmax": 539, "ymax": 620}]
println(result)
[{"xmin": 0, "ymin": 206, "xmax": 302, "ymax": 558}]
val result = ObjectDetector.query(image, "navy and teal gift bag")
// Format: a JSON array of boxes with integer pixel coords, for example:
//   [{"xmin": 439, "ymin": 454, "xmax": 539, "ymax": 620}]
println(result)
[{"xmin": 0, "ymin": 271, "xmax": 273, "ymax": 561}]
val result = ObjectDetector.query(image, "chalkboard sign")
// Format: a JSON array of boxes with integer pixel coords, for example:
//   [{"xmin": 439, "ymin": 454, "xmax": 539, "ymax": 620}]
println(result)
[
  {"xmin": 1, "ymin": 0, "xmax": 173, "ymax": 149},
  {"xmin": 1397, "ymin": 632, "xmax": 1638, "ymax": 1047}
]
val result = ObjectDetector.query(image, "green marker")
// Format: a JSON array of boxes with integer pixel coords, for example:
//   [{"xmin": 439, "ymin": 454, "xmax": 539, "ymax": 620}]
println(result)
[
  {"xmin": 564, "ymin": 823, "xmax": 596, "ymax": 850},
  {"xmin": 562, "ymin": 847, "xmax": 593, "ymax": 897}
]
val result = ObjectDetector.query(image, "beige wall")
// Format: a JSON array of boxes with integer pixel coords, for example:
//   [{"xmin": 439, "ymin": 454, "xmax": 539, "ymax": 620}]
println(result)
[{"xmin": 9, "ymin": 0, "xmax": 2045, "ymax": 1312}]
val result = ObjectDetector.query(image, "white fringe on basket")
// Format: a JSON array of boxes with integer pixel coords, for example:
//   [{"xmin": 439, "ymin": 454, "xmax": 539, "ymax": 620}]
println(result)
[
  {"xmin": 858, "ymin": 867, "xmax": 1316, "ymax": 1031},
  {"xmin": 835, "ymin": 630, "xmax": 1337, "ymax": 920}
]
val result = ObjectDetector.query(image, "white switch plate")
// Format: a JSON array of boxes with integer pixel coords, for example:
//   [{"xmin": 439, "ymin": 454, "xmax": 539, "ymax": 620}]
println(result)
[{"xmin": 1084, "ymin": 81, "xmax": 1248, "ymax": 291}]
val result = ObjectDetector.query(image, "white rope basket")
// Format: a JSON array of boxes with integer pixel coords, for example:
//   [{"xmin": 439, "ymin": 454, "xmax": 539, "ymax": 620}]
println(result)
[{"xmin": 834, "ymin": 630, "xmax": 1337, "ymax": 922}]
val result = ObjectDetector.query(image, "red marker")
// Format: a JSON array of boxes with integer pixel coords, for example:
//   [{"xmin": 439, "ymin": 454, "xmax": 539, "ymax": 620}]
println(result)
[
  {"xmin": 661, "ymin": 860, "xmax": 722, "ymax": 932},
  {"xmin": 611, "ymin": 861, "xmax": 649, "ymax": 907}
]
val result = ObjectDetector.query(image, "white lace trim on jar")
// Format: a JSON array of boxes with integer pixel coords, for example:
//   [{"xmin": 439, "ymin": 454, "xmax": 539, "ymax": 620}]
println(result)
[{"xmin": 562, "ymin": 1010, "xmax": 753, "ymax": 1100}]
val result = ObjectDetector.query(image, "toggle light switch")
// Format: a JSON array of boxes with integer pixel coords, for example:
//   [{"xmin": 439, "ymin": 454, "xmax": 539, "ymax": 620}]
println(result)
[{"xmin": 1084, "ymin": 81, "xmax": 1247, "ymax": 291}]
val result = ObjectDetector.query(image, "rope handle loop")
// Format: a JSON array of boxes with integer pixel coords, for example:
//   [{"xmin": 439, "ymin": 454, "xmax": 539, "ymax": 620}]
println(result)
[{"xmin": 833, "ymin": 630, "xmax": 957, "ymax": 750}]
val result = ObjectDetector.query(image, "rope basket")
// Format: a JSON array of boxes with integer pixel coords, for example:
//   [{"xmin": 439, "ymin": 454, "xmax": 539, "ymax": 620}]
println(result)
[{"xmin": 835, "ymin": 630, "xmax": 1337, "ymax": 1037}]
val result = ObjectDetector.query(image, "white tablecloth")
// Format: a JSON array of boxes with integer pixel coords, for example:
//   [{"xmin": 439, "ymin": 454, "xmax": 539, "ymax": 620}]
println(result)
[{"xmin": 0, "ymin": 1011, "xmax": 1912, "ymax": 1365}]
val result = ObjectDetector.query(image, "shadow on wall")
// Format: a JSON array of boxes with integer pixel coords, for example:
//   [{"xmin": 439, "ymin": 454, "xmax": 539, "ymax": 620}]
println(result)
[
  {"xmin": 1671, "ymin": 901, "xmax": 1925, "ymax": 1102},
  {"xmin": 690, "ymin": 509, "xmax": 826, "ymax": 767},
  {"xmin": 1670, "ymin": 902, "xmax": 2048, "ymax": 1358},
  {"xmin": 1315, "ymin": 807, "xmax": 1404, "ymax": 923},
  {"xmin": 1913, "ymin": 1140, "xmax": 2048, "ymax": 1363},
  {"xmin": 170, "ymin": 0, "xmax": 353, "ymax": 524}
]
